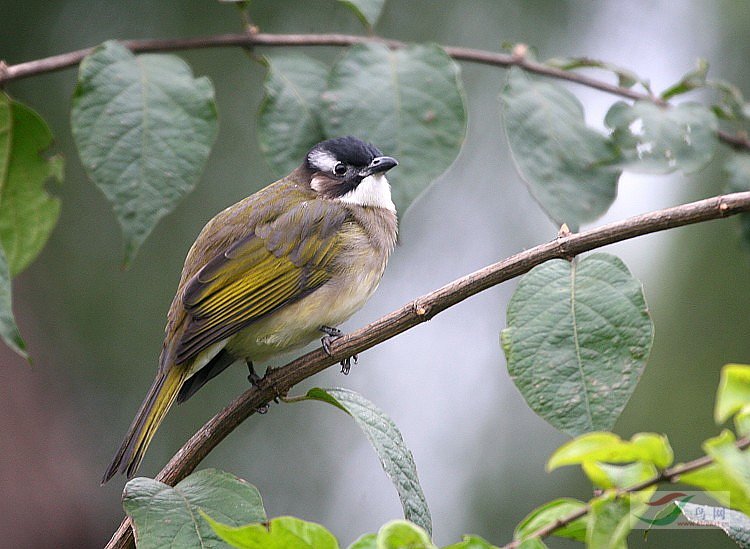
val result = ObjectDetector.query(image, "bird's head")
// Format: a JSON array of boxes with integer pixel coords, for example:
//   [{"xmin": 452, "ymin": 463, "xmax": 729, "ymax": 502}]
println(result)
[{"xmin": 304, "ymin": 136, "xmax": 398, "ymax": 211}]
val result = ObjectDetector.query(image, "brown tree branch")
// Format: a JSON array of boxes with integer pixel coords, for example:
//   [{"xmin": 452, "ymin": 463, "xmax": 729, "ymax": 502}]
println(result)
[
  {"xmin": 105, "ymin": 191, "xmax": 750, "ymax": 548},
  {"xmin": 502, "ymin": 436, "xmax": 750, "ymax": 548},
  {"xmin": 2, "ymin": 32, "xmax": 750, "ymax": 151}
]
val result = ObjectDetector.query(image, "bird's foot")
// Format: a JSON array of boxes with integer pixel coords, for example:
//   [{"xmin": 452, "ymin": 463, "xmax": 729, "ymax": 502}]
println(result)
[
  {"xmin": 320, "ymin": 326, "xmax": 358, "ymax": 374},
  {"xmin": 246, "ymin": 361, "xmax": 280, "ymax": 413},
  {"xmin": 339, "ymin": 354, "xmax": 358, "ymax": 375},
  {"xmin": 246, "ymin": 360, "xmax": 262, "ymax": 387},
  {"xmin": 320, "ymin": 325, "xmax": 343, "ymax": 355}
]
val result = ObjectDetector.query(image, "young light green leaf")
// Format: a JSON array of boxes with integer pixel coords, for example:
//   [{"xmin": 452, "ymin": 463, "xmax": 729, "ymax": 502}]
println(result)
[
  {"xmin": 582, "ymin": 461, "xmax": 657, "ymax": 490},
  {"xmin": 338, "ymin": 0, "xmax": 385, "ymax": 28},
  {"xmin": 501, "ymin": 253, "xmax": 653, "ymax": 436},
  {"xmin": 681, "ymin": 430, "xmax": 750, "ymax": 515},
  {"xmin": 322, "ymin": 43, "xmax": 466, "ymax": 216},
  {"xmin": 501, "ymin": 67, "xmax": 620, "ymax": 229},
  {"xmin": 376, "ymin": 520, "xmax": 435, "ymax": 549},
  {"xmin": 0, "ymin": 245, "xmax": 26, "ymax": 358},
  {"xmin": 443, "ymin": 534, "xmax": 499, "ymax": 549},
  {"xmin": 676, "ymin": 502, "xmax": 750, "ymax": 546},
  {"xmin": 715, "ymin": 364, "xmax": 750, "ymax": 425},
  {"xmin": 123, "ymin": 469, "xmax": 266, "ymax": 549},
  {"xmin": 71, "ymin": 40, "xmax": 217, "ymax": 266},
  {"xmin": 587, "ymin": 494, "xmax": 640, "ymax": 549},
  {"xmin": 514, "ymin": 498, "xmax": 588, "ymax": 543},
  {"xmin": 605, "ymin": 100, "xmax": 718, "ymax": 174},
  {"xmin": 548, "ymin": 432, "xmax": 672, "ymax": 471},
  {"xmin": 347, "ymin": 533, "xmax": 376, "ymax": 549},
  {"xmin": 258, "ymin": 54, "xmax": 328, "ymax": 178},
  {"xmin": 0, "ymin": 95, "xmax": 63, "ymax": 277},
  {"xmin": 204, "ymin": 514, "xmax": 339, "ymax": 549},
  {"xmin": 304, "ymin": 387, "xmax": 432, "ymax": 536},
  {"xmin": 725, "ymin": 154, "xmax": 750, "ymax": 249}
]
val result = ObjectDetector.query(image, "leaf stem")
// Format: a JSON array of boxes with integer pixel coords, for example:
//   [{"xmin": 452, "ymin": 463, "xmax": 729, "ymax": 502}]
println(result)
[
  {"xmin": 2, "ymin": 32, "xmax": 749, "ymax": 150},
  {"xmin": 104, "ymin": 191, "xmax": 750, "ymax": 548}
]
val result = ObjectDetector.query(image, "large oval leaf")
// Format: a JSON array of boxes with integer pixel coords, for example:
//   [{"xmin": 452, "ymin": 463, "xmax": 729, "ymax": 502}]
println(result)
[
  {"xmin": 501, "ymin": 67, "xmax": 620, "ymax": 230},
  {"xmin": 71, "ymin": 40, "xmax": 217, "ymax": 266},
  {"xmin": 304, "ymin": 387, "xmax": 432, "ymax": 536},
  {"xmin": 501, "ymin": 253, "xmax": 653, "ymax": 435},
  {"xmin": 257, "ymin": 54, "xmax": 328, "ymax": 178},
  {"xmin": 322, "ymin": 43, "xmax": 466, "ymax": 216},
  {"xmin": 0, "ymin": 94, "xmax": 63, "ymax": 278},
  {"xmin": 605, "ymin": 100, "xmax": 718, "ymax": 174},
  {"xmin": 123, "ymin": 468, "xmax": 266, "ymax": 549}
]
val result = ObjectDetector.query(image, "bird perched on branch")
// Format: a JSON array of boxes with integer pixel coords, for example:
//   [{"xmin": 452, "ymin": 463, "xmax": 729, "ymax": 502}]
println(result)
[{"xmin": 103, "ymin": 136, "xmax": 398, "ymax": 483}]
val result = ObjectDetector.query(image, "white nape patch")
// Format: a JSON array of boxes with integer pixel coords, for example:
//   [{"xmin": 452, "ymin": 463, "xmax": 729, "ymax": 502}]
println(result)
[
  {"xmin": 307, "ymin": 149, "xmax": 337, "ymax": 172},
  {"xmin": 338, "ymin": 173, "xmax": 396, "ymax": 212}
]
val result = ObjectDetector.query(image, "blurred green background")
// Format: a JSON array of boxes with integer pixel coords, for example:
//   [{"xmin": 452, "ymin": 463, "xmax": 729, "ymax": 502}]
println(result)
[{"xmin": 1, "ymin": 1, "xmax": 749, "ymax": 547}]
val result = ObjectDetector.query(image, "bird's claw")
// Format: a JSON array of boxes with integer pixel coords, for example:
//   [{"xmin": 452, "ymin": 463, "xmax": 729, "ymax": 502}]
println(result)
[
  {"xmin": 340, "ymin": 354, "xmax": 358, "ymax": 375},
  {"xmin": 246, "ymin": 361, "xmax": 280, "ymax": 412},
  {"xmin": 320, "ymin": 326, "xmax": 358, "ymax": 374}
]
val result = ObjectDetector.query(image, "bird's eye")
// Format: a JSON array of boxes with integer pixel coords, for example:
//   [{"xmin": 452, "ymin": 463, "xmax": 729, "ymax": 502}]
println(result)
[{"xmin": 333, "ymin": 162, "xmax": 347, "ymax": 176}]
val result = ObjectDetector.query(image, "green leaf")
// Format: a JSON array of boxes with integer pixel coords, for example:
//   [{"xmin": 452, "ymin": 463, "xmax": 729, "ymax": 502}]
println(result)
[
  {"xmin": 676, "ymin": 502, "xmax": 750, "ymax": 547},
  {"xmin": 0, "ymin": 94, "xmax": 63, "ymax": 277},
  {"xmin": 715, "ymin": 364, "xmax": 750, "ymax": 427},
  {"xmin": 204, "ymin": 514, "xmax": 338, "ymax": 549},
  {"xmin": 376, "ymin": 520, "xmax": 435, "ymax": 549},
  {"xmin": 258, "ymin": 54, "xmax": 328, "ymax": 178},
  {"xmin": 604, "ymin": 100, "xmax": 718, "ymax": 174},
  {"xmin": 514, "ymin": 498, "xmax": 588, "ymax": 543},
  {"xmin": 587, "ymin": 494, "xmax": 640, "ymax": 549},
  {"xmin": 544, "ymin": 57, "xmax": 647, "ymax": 90},
  {"xmin": 548, "ymin": 432, "xmax": 673, "ymax": 471},
  {"xmin": 581, "ymin": 461, "xmax": 657, "ymax": 490},
  {"xmin": 122, "ymin": 469, "xmax": 266, "ymax": 549},
  {"xmin": 681, "ymin": 430, "xmax": 750, "ymax": 515},
  {"xmin": 707, "ymin": 79, "xmax": 749, "ymax": 122},
  {"xmin": 0, "ymin": 245, "xmax": 25, "ymax": 358},
  {"xmin": 501, "ymin": 253, "xmax": 654, "ymax": 435},
  {"xmin": 346, "ymin": 533, "xmax": 376, "ymax": 549},
  {"xmin": 303, "ymin": 388, "xmax": 432, "ymax": 535},
  {"xmin": 725, "ymin": 154, "xmax": 750, "ymax": 249},
  {"xmin": 71, "ymin": 40, "xmax": 217, "ymax": 266},
  {"xmin": 443, "ymin": 534, "xmax": 499, "ymax": 549},
  {"xmin": 660, "ymin": 58, "xmax": 710, "ymax": 100},
  {"xmin": 322, "ymin": 43, "xmax": 466, "ymax": 216},
  {"xmin": 500, "ymin": 67, "xmax": 620, "ymax": 229},
  {"xmin": 338, "ymin": 0, "xmax": 385, "ymax": 28}
]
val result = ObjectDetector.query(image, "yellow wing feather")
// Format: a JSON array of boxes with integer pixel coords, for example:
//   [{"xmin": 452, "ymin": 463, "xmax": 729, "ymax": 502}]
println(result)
[{"xmin": 171, "ymin": 197, "xmax": 349, "ymax": 365}]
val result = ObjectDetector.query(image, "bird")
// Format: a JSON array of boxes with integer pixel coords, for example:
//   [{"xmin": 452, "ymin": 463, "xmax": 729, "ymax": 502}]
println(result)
[{"xmin": 102, "ymin": 136, "xmax": 398, "ymax": 483}]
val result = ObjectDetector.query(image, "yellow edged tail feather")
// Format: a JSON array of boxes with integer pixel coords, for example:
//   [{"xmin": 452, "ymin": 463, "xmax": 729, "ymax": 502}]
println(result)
[{"xmin": 102, "ymin": 367, "xmax": 187, "ymax": 484}]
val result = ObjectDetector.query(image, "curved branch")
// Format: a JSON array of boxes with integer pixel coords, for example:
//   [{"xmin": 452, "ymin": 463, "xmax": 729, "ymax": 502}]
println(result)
[
  {"xmin": 2, "ymin": 32, "xmax": 749, "ymax": 151},
  {"xmin": 105, "ymin": 191, "xmax": 750, "ymax": 548},
  {"xmin": 502, "ymin": 436, "xmax": 750, "ymax": 548}
]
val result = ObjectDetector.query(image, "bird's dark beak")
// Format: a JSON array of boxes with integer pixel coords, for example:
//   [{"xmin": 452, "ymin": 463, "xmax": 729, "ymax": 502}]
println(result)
[{"xmin": 360, "ymin": 156, "xmax": 398, "ymax": 178}]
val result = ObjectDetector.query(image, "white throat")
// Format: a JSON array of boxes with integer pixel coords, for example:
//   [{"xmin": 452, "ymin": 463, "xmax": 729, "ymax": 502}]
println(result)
[{"xmin": 338, "ymin": 174, "xmax": 396, "ymax": 212}]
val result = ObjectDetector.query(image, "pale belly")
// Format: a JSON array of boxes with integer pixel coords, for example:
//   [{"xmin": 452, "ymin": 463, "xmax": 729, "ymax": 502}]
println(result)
[{"xmin": 223, "ymin": 266, "xmax": 383, "ymax": 363}]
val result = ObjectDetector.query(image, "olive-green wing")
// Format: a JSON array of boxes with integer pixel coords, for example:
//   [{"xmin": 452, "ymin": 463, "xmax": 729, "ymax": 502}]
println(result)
[{"xmin": 173, "ymin": 199, "xmax": 348, "ymax": 364}]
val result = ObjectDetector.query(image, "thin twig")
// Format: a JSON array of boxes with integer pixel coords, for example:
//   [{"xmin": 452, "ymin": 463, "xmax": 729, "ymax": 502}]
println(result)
[
  {"xmin": 501, "ymin": 436, "xmax": 750, "ymax": 548},
  {"xmin": 2, "ymin": 32, "xmax": 749, "ymax": 150},
  {"xmin": 105, "ymin": 191, "xmax": 750, "ymax": 548}
]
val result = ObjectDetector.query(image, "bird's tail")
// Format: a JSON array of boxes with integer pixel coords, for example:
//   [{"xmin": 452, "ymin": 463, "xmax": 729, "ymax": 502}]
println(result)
[{"xmin": 102, "ymin": 367, "xmax": 186, "ymax": 484}]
